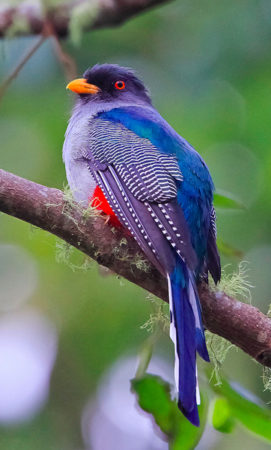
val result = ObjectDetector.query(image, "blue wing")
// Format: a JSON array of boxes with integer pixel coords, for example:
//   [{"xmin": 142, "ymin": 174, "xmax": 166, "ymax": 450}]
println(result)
[
  {"xmin": 98, "ymin": 106, "xmax": 217, "ymax": 272},
  {"xmin": 85, "ymin": 105, "xmax": 220, "ymax": 425},
  {"xmin": 85, "ymin": 113, "xmax": 198, "ymax": 273}
]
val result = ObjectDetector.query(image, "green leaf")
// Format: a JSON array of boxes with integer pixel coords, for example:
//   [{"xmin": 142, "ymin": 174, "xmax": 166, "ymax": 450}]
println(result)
[
  {"xmin": 131, "ymin": 374, "xmax": 172, "ymax": 434},
  {"xmin": 210, "ymin": 376, "xmax": 271, "ymax": 441},
  {"xmin": 212, "ymin": 397, "xmax": 235, "ymax": 433},
  {"xmin": 131, "ymin": 374, "xmax": 207, "ymax": 449},
  {"xmin": 216, "ymin": 238, "xmax": 243, "ymax": 258},
  {"xmin": 213, "ymin": 191, "xmax": 245, "ymax": 210}
]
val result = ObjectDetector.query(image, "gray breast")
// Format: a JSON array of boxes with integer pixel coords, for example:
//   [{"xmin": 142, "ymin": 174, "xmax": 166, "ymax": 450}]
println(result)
[{"xmin": 63, "ymin": 112, "xmax": 96, "ymax": 206}]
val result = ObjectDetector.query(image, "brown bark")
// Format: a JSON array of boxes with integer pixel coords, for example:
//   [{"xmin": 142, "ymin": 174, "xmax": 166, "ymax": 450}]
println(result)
[{"xmin": 0, "ymin": 168, "xmax": 271, "ymax": 367}]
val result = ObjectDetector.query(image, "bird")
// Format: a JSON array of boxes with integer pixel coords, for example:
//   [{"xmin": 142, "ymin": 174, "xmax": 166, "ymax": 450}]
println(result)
[{"xmin": 63, "ymin": 64, "xmax": 221, "ymax": 426}]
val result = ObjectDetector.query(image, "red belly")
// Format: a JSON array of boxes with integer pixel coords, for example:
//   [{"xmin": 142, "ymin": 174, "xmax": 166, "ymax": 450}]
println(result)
[{"xmin": 90, "ymin": 186, "xmax": 121, "ymax": 227}]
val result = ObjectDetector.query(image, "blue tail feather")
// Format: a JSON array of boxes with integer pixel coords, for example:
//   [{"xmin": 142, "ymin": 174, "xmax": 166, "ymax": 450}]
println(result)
[
  {"xmin": 169, "ymin": 260, "xmax": 209, "ymax": 427},
  {"xmin": 196, "ymin": 327, "xmax": 210, "ymax": 362},
  {"xmin": 187, "ymin": 271, "xmax": 209, "ymax": 362}
]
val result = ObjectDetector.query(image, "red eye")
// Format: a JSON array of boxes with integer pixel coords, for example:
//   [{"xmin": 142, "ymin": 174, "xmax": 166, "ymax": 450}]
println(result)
[{"xmin": 115, "ymin": 80, "xmax": 125, "ymax": 90}]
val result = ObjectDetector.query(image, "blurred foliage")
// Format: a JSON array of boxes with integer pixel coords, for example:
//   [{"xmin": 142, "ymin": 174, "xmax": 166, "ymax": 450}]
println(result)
[
  {"xmin": 212, "ymin": 397, "xmax": 235, "ymax": 434},
  {"xmin": 132, "ymin": 371, "xmax": 271, "ymax": 446},
  {"xmin": 210, "ymin": 376, "xmax": 271, "ymax": 442},
  {"xmin": 213, "ymin": 192, "xmax": 245, "ymax": 211},
  {"xmin": 69, "ymin": 0, "xmax": 100, "ymax": 45},
  {"xmin": 131, "ymin": 374, "xmax": 207, "ymax": 449},
  {"xmin": 216, "ymin": 238, "xmax": 243, "ymax": 258},
  {"xmin": 1, "ymin": 0, "xmax": 271, "ymax": 448},
  {"xmin": 206, "ymin": 332, "xmax": 234, "ymax": 387}
]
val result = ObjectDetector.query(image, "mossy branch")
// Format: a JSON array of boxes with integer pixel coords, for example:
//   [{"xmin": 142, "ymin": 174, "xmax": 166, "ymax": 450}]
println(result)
[
  {"xmin": 0, "ymin": 0, "xmax": 171, "ymax": 38},
  {"xmin": 1, "ymin": 168, "xmax": 271, "ymax": 368}
]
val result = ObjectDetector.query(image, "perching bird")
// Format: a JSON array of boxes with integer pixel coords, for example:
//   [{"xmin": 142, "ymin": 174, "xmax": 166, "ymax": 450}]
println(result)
[{"xmin": 63, "ymin": 64, "xmax": 221, "ymax": 426}]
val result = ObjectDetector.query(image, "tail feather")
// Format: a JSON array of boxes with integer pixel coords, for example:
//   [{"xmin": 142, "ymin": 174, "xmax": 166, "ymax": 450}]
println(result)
[
  {"xmin": 187, "ymin": 275, "xmax": 209, "ymax": 362},
  {"xmin": 168, "ymin": 261, "xmax": 209, "ymax": 427}
]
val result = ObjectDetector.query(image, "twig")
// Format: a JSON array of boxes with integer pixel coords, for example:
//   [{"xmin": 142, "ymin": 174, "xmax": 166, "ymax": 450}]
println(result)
[
  {"xmin": 0, "ymin": 168, "xmax": 271, "ymax": 368},
  {"xmin": 52, "ymin": 36, "xmax": 78, "ymax": 81},
  {"xmin": 0, "ymin": 34, "xmax": 47, "ymax": 102}
]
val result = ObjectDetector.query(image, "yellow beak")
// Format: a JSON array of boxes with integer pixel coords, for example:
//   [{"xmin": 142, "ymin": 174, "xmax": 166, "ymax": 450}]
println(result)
[{"xmin": 66, "ymin": 78, "xmax": 100, "ymax": 95}]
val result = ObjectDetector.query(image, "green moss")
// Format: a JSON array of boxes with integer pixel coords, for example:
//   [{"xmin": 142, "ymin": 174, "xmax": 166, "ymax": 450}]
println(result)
[
  {"xmin": 141, "ymin": 295, "xmax": 169, "ymax": 333},
  {"xmin": 81, "ymin": 201, "xmax": 103, "ymax": 222},
  {"xmin": 210, "ymin": 261, "xmax": 253, "ymax": 303},
  {"xmin": 207, "ymin": 262, "xmax": 253, "ymax": 384},
  {"xmin": 111, "ymin": 238, "xmax": 150, "ymax": 272},
  {"xmin": 132, "ymin": 252, "xmax": 150, "ymax": 272},
  {"xmin": 55, "ymin": 239, "xmax": 93, "ymax": 272},
  {"xmin": 206, "ymin": 331, "xmax": 235, "ymax": 386},
  {"xmin": 119, "ymin": 237, "xmax": 128, "ymax": 246},
  {"xmin": 62, "ymin": 184, "xmax": 77, "ymax": 208},
  {"xmin": 45, "ymin": 184, "xmax": 75, "ymax": 213},
  {"xmin": 55, "ymin": 187, "xmax": 152, "ymax": 276},
  {"xmin": 262, "ymin": 367, "xmax": 271, "ymax": 393}
]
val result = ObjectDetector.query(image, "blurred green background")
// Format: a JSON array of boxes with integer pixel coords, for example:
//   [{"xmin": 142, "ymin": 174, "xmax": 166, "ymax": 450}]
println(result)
[{"xmin": 0, "ymin": 0, "xmax": 271, "ymax": 448}]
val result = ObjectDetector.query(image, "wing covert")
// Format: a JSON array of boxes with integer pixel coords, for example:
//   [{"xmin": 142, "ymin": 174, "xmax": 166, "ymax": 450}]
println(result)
[
  {"xmin": 87, "ymin": 118, "xmax": 182, "ymax": 202},
  {"xmin": 206, "ymin": 206, "xmax": 221, "ymax": 283},
  {"xmin": 85, "ymin": 116, "xmax": 198, "ymax": 273}
]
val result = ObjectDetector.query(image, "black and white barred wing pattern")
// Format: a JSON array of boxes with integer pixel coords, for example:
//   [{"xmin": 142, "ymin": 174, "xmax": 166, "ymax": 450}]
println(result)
[
  {"xmin": 207, "ymin": 205, "xmax": 221, "ymax": 283},
  {"xmin": 85, "ymin": 118, "xmax": 197, "ymax": 273},
  {"xmin": 87, "ymin": 118, "xmax": 183, "ymax": 202}
]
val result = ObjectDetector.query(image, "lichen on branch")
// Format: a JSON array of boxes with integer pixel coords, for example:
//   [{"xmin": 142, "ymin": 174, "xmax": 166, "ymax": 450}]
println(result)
[
  {"xmin": 1, "ymin": 168, "xmax": 271, "ymax": 368},
  {"xmin": 0, "ymin": 0, "xmax": 172, "ymax": 38}
]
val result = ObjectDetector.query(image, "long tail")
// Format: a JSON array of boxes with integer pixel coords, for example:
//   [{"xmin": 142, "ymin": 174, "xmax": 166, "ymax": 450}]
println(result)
[{"xmin": 167, "ymin": 260, "xmax": 209, "ymax": 427}]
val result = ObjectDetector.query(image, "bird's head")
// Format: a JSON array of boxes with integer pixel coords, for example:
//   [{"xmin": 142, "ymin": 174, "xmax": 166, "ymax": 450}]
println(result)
[{"xmin": 66, "ymin": 64, "xmax": 152, "ymax": 106}]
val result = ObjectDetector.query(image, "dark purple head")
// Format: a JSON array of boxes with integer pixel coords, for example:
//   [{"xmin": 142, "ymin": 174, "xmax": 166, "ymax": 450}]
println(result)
[{"xmin": 67, "ymin": 64, "xmax": 152, "ymax": 105}]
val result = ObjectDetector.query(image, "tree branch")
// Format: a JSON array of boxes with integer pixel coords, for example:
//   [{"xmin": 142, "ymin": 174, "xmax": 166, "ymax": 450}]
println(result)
[
  {"xmin": 1, "ymin": 168, "xmax": 271, "ymax": 367},
  {"xmin": 0, "ymin": 0, "xmax": 171, "ymax": 38}
]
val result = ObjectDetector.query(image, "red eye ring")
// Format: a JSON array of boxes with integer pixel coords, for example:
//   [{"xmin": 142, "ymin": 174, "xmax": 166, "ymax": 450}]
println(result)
[{"xmin": 115, "ymin": 80, "xmax": 125, "ymax": 90}]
